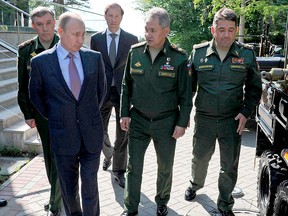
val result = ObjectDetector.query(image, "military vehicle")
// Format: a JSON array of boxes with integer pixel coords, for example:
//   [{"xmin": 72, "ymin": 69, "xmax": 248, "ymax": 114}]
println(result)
[{"xmin": 255, "ymin": 15, "xmax": 288, "ymax": 216}]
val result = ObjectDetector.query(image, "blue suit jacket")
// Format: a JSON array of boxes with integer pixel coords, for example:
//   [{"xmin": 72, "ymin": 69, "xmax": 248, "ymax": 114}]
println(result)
[
  {"xmin": 29, "ymin": 45, "xmax": 107, "ymax": 155},
  {"xmin": 90, "ymin": 29, "xmax": 138, "ymax": 100}
]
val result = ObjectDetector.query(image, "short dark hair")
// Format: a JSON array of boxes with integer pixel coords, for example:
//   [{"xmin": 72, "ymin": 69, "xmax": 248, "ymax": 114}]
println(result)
[
  {"xmin": 30, "ymin": 6, "xmax": 54, "ymax": 24},
  {"xmin": 213, "ymin": 8, "xmax": 238, "ymax": 27},
  {"xmin": 104, "ymin": 3, "xmax": 124, "ymax": 16}
]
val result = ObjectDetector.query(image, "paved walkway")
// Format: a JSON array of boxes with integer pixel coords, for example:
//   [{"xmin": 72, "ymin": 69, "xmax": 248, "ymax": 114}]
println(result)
[{"xmin": 0, "ymin": 113, "xmax": 260, "ymax": 216}]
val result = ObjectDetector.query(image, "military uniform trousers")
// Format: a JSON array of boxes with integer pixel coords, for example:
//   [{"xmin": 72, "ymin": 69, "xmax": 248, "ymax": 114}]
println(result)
[
  {"xmin": 101, "ymin": 86, "xmax": 128, "ymax": 172},
  {"xmin": 34, "ymin": 112, "xmax": 62, "ymax": 212},
  {"xmin": 189, "ymin": 115, "xmax": 241, "ymax": 211},
  {"xmin": 124, "ymin": 108, "xmax": 177, "ymax": 212}
]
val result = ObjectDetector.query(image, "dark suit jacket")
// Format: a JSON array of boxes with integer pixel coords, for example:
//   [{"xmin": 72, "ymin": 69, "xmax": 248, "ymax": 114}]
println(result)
[
  {"xmin": 90, "ymin": 29, "xmax": 138, "ymax": 100},
  {"xmin": 29, "ymin": 45, "xmax": 107, "ymax": 155}
]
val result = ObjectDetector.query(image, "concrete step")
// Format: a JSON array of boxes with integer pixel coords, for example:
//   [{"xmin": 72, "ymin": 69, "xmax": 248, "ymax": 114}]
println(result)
[
  {"xmin": 0, "ymin": 105, "xmax": 23, "ymax": 130},
  {"xmin": 0, "ymin": 90, "xmax": 17, "ymax": 111},
  {"xmin": 24, "ymin": 133, "xmax": 43, "ymax": 154},
  {"xmin": 0, "ymin": 58, "xmax": 17, "ymax": 69},
  {"xmin": 0, "ymin": 66, "xmax": 17, "ymax": 80},
  {"xmin": 0, "ymin": 77, "xmax": 18, "ymax": 94},
  {"xmin": 1, "ymin": 120, "xmax": 38, "ymax": 152},
  {"xmin": 0, "ymin": 49, "xmax": 17, "ymax": 59}
]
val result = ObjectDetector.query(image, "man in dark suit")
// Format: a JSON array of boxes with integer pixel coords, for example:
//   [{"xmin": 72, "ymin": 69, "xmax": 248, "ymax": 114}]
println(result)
[
  {"xmin": 90, "ymin": 2, "xmax": 138, "ymax": 188},
  {"xmin": 29, "ymin": 12, "xmax": 106, "ymax": 216}
]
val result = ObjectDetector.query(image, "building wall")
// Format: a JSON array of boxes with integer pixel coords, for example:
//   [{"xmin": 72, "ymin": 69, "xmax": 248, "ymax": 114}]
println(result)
[{"xmin": 0, "ymin": 31, "xmax": 95, "ymax": 48}]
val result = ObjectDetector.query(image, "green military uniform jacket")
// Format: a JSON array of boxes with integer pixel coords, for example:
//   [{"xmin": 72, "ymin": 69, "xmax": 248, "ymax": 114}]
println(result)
[
  {"xmin": 121, "ymin": 39, "xmax": 192, "ymax": 127},
  {"xmin": 17, "ymin": 34, "xmax": 59, "ymax": 120},
  {"xmin": 191, "ymin": 39, "xmax": 262, "ymax": 119}
]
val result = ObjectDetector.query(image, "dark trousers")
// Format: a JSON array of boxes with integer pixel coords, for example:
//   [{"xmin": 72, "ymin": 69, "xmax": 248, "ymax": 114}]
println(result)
[
  {"xmin": 54, "ymin": 143, "xmax": 101, "ymax": 216},
  {"xmin": 101, "ymin": 86, "xmax": 128, "ymax": 172},
  {"xmin": 189, "ymin": 115, "xmax": 242, "ymax": 211},
  {"xmin": 35, "ymin": 112, "xmax": 62, "ymax": 212},
  {"xmin": 124, "ymin": 108, "xmax": 177, "ymax": 212}
]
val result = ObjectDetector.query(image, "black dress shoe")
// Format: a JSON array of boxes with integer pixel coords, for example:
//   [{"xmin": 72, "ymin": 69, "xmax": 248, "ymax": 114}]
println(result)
[
  {"xmin": 47, "ymin": 210, "xmax": 61, "ymax": 216},
  {"xmin": 0, "ymin": 199, "xmax": 7, "ymax": 207},
  {"xmin": 120, "ymin": 211, "xmax": 138, "ymax": 216},
  {"xmin": 157, "ymin": 205, "xmax": 168, "ymax": 216},
  {"xmin": 115, "ymin": 171, "xmax": 125, "ymax": 188},
  {"xmin": 44, "ymin": 202, "xmax": 49, "ymax": 211},
  {"xmin": 184, "ymin": 187, "xmax": 196, "ymax": 201},
  {"xmin": 219, "ymin": 210, "xmax": 235, "ymax": 216},
  {"xmin": 103, "ymin": 159, "xmax": 111, "ymax": 171}
]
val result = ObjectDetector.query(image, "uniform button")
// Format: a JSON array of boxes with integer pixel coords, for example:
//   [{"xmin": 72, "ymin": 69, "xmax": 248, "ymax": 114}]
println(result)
[{"xmin": 76, "ymin": 120, "xmax": 79, "ymax": 123}]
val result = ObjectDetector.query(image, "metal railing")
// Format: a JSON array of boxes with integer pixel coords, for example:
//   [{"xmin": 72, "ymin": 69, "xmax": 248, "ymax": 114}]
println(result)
[{"xmin": 0, "ymin": 39, "xmax": 17, "ymax": 55}]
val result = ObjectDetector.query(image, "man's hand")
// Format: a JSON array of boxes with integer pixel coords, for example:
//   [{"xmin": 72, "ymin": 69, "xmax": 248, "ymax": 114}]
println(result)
[
  {"xmin": 235, "ymin": 113, "xmax": 247, "ymax": 135},
  {"xmin": 172, "ymin": 126, "xmax": 186, "ymax": 139},
  {"xmin": 25, "ymin": 119, "xmax": 36, "ymax": 128},
  {"xmin": 120, "ymin": 117, "xmax": 131, "ymax": 131}
]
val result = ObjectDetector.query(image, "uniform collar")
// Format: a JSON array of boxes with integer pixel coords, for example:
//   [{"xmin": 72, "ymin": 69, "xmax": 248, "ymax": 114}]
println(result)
[
  {"xmin": 35, "ymin": 33, "xmax": 59, "ymax": 51},
  {"xmin": 144, "ymin": 38, "xmax": 170, "ymax": 55},
  {"xmin": 206, "ymin": 39, "xmax": 240, "ymax": 58}
]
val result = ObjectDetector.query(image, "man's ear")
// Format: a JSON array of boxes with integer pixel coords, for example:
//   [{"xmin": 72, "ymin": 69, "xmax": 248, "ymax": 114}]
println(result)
[
  {"xmin": 58, "ymin": 26, "xmax": 63, "ymax": 36},
  {"xmin": 211, "ymin": 25, "xmax": 215, "ymax": 35}
]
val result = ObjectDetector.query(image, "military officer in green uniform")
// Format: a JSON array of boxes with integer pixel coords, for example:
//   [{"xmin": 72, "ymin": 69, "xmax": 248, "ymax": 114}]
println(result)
[
  {"xmin": 120, "ymin": 7, "xmax": 192, "ymax": 216},
  {"xmin": 184, "ymin": 8, "xmax": 262, "ymax": 216},
  {"xmin": 17, "ymin": 7, "xmax": 61, "ymax": 216}
]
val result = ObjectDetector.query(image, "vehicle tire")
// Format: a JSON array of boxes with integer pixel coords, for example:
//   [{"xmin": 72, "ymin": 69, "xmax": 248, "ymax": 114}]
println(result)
[
  {"xmin": 273, "ymin": 180, "xmax": 288, "ymax": 216},
  {"xmin": 257, "ymin": 151, "xmax": 288, "ymax": 216}
]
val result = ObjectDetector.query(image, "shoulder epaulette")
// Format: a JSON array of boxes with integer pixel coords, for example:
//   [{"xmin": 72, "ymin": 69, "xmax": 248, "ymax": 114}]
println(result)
[
  {"xmin": 18, "ymin": 38, "xmax": 34, "ymax": 50},
  {"xmin": 170, "ymin": 43, "xmax": 186, "ymax": 55},
  {"xmin": 236, "ymin": 41, "xmax": 253, "ymax": 50},
  {"xmin": 131, "ymin": 41, "xmax": 146, "ymax": 49},
  {"xmin": 193, "ymin": 41, "xmax": 209, "ymax": 50}
]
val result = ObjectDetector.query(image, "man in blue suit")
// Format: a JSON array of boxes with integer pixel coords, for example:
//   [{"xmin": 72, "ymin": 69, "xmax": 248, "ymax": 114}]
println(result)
[
  {"xmin": 29, "ymin": 12, "xmax": 106, "ymax": 216},
  {"xmin": 90, "ymin": 3, "xmax": 138, "ymax": 188}
]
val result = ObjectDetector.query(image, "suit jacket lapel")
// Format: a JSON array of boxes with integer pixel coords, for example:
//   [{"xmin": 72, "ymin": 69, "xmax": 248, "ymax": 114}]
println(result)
[
  {"xmin": 101, "ymin": 31, "xmax": 110, "ymax": 64},
  {"xmin": 48, "ymin": 47, "xmax": 76, "ymax": 100},
  {"xmin": 79, "ymin": 49, "xmax": 89, "ymax": 100},
  {"xmin": 116, "ymin": 30, "xmax": 127, "ymax": 66}
]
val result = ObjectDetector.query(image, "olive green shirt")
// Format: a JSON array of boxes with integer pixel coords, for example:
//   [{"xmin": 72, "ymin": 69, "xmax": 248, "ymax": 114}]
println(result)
[
  {"xmin": 17, "ymin": 34, "xmax": 59, "ymax": 120},
  {"xmin": 191, "ymin": 39, "xmax": 262, "ymax": 119},
  {"xmin": 120, "ymin": 39, "xmax": 192, "ymax": 127}
]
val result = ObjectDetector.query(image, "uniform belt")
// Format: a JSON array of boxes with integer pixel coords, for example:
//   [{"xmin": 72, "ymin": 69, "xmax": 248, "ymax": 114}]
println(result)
[{"xmin": 133, "ymin": 108, "xmax": 177, "ymax": 121}]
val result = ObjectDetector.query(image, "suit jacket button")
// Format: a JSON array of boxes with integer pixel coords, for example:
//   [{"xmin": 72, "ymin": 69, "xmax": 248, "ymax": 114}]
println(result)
[{"xmin": 76, "ymin": 120, "xmax": 79, "ymax": 123}]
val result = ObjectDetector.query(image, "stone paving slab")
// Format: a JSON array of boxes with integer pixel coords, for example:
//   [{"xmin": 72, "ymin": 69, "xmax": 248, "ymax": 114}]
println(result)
[{"xmin": 0, "ymin": 114, "xmax": 260, "ymax": 215}]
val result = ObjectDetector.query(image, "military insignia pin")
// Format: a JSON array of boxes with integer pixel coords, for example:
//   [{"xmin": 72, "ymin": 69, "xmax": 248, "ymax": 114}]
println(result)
[
  {"xmin": 30, "ymin": 52, "xmax": 37, "ymax": 57},
  {"xmin": 200, "ymin": 58, "xmax": 204, "ymax": 63},
  {"xmin": 166, "ymin": 57, "xmax": 171, "ymax": 64},
  {"xmin": 135, "ymin": 62, "xmax": 141, "ymax": 67}
]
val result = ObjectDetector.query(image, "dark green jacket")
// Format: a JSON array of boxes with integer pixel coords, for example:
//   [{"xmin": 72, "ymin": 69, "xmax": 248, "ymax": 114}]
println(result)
[
  {"xmin": 191, "ymin": 39, "xmax": 262, "ymax": 119},
  {"xmin": 121, "ymin": 39, "xmax": 192, "ymax": 127},
  {"xmin": 17, "ymin": 34, "xmax": 59, "ymax": 120}
]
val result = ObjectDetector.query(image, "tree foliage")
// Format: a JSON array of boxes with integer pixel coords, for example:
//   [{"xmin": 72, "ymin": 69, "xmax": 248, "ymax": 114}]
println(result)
[{"xmin": 135, "ymin": 0, "xmax": 288, "ymax": 53}]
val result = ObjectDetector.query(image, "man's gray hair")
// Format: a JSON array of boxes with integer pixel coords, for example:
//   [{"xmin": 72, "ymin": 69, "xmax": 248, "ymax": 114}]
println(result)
[
  {"xmin": 30, "ymin": 6, "xmax": 54, "ymax": 24},
  {"xmin": 145, "ymin": 7, "xmax": 170, "ymax": 28}
]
